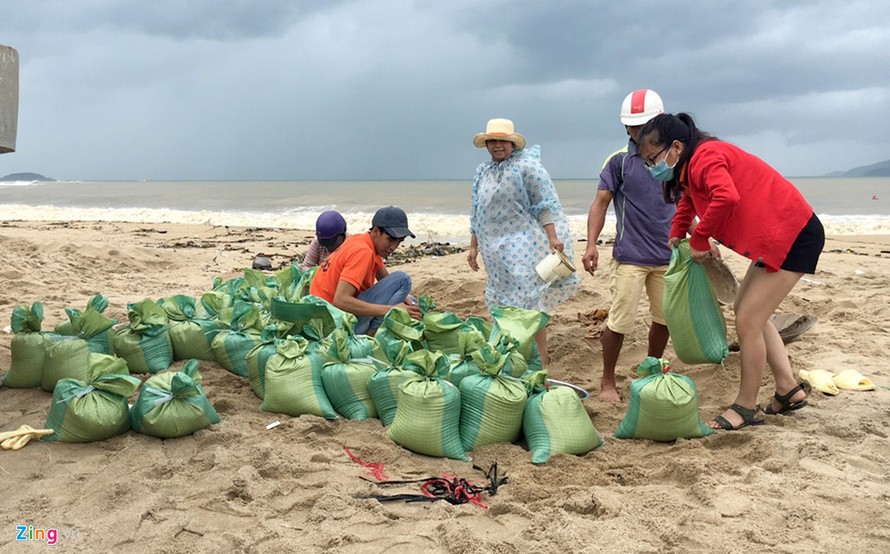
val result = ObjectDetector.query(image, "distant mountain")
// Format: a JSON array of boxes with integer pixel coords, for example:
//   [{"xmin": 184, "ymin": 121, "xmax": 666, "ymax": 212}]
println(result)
[
  {"xmin": 0, "ymin": 172, "xmax": 54, "ymax": 181},
  {"xmin": 828, "ymin": 159, "xmax": 890, "ymax": 177}
]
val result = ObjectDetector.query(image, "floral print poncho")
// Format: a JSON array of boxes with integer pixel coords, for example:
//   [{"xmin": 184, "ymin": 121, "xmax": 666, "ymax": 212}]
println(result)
[{"xmin": 470, "ymin": 145, "xmax": 580, "ymax": 312}]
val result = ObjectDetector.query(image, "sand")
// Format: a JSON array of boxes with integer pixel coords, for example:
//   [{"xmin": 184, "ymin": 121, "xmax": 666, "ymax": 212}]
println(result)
[{"xmin": 1, "ymin": 220, "xmax": 889, "ymax": 553}]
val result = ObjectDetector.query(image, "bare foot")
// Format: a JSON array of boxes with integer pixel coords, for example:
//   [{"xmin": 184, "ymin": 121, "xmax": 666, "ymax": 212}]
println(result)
[{"xmin": 599, "ymin": 387, "xmax": 621, "ymax": 403}]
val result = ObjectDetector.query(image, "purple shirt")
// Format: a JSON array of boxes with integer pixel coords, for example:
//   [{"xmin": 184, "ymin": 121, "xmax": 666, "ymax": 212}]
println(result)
[{"xmin": 598, "ymin": 140, "xmax": 675, "ymax": 266}]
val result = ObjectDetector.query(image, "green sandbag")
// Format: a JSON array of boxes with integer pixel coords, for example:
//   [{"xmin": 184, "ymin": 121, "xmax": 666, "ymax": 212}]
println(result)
[
  {"xmin": 43, "ymin": 355, "xmax": 138, "ymax": 443},
  {"xmin": 321, "ymin": 330, "xmax": 377, "ymax": 420},
  {"xmin": 446, "ymin": 329, "xmax": 486, "ymax": 387},
  {"xmin": 269, "ymin": 263, "xmax": 303, "ymax": 301},
  {"xmin": 291, "ymin": 296, "xmax": 350, "ymax": 356},
  {"xmin": 211, "ymin": 301, "xmax": 264, "ymax": 378},
  {"xmin": 615, "ymin": 357, "xmax": 714, "ymax": 442},
  {"xmin": 130, "ymin": 360, "xmax": 220, "ymax": 438},
  {"xmin": 245, "ymin": 328, "xmax": 279, "ymax": 400},
  {"xmin": 239, "ymin": 267, "xmax": 280, "ymax": 312},
  {"xmin": 54, "ymin": 301, "xmax": 117, "ymax": 355},
  {"xmin": 367, "ymin": 341, "xmax": 416, "ymax": 426},
  {"xmin": 387, "ymin": 351, "xmax": 467, "ymax": 461},
  {"xmin": 111, "ymin": 299, "xmax": 173, "ymax": 374},
  {"xmin": 490, "ymin": 306, "xmax": 549, "ymax": 364},
  {"xmin": 523, "ymin": 371, "xmax": 603, "ymax": 464},
  {"xmin": 489, "ymin": 334, "xmax": 529, "ymax": 379},
  {"xmin": 260, "ymin": 336, "xmax": 337, "ymax": 419},
  {"xmin": 159, "ymin": 295, "xmax": 220, "ymax": 361},
  {"xmin": 375, "ymin": 307, "xmax": 425, "ymax": 354},
  {"xmin": 339, "ymin": 312, "xmax": 377, "ymax": 359},
  {"xmin": 459, "ymin": 343, "xmax": 528, "ymax": 451},
  {"xmin": 53, "ymin": 293, "xmax": 109, "ymax": 336},
  {"xmin": 41, "ymin": 336, "xmax": 92, "ymax": 392},
  {"xmin": 3, "ymin": 302, "xmax": 52, "ymax": 388},
  {"xmin": 663, "ymin": 240, "xmax": 729, "ymax": 364},
  {"xmin": 463, "ymin": 316, "xmax": 491, "ymax": 338},
  {"xmin": 422, "ymin": 311, "xmax": 466, "ymax": 355}
]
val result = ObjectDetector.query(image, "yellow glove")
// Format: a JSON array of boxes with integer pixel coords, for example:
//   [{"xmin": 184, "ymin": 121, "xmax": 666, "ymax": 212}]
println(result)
[{"xmin": 0, "ymin": 425, "xmax": 54, "ymax": 451}]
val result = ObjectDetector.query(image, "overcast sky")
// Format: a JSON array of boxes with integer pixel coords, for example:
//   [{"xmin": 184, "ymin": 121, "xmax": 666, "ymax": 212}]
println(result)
[{"xmin": 1, "ymin": 0, "xmax": 888, "ymax": 180}]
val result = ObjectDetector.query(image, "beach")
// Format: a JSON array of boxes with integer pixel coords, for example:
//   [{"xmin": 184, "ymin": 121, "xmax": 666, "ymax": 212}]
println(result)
[{"xmin": 1, "ymin": 219, "xmax": 890, "ymax": 553}]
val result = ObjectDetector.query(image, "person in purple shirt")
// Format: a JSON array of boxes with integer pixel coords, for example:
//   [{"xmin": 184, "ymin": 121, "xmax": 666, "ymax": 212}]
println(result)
[{"xmin": 582, "ymin": 89, "xmax": 676, "ymax": 402}]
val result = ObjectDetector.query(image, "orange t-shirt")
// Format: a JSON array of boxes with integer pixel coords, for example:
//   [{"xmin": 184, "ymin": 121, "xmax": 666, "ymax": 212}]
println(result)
[{"xmin": 309, "ymin": 232, "xmax": 384, "ymax": 302}]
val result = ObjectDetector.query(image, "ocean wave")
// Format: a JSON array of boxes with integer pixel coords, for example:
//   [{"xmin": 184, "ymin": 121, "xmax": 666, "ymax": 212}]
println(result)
[
  {"xmin": 0, "ymin": 180, "xmax": 46, "ymax": 187},
  {"xmin": 1, "ymin": 205, "xmax": 888, "ymax": 246}
]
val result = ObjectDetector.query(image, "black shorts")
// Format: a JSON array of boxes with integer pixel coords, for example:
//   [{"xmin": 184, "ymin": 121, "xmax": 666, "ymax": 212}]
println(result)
[{"xmin": 755, "ymin": 213, "xmax": 824, "ymax": 274}]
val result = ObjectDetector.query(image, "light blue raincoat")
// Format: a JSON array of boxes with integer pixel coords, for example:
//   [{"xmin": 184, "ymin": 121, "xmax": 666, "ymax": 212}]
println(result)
[{"xmin": 470, "ymin": 145, "xmax": 580, "ymax": 312}]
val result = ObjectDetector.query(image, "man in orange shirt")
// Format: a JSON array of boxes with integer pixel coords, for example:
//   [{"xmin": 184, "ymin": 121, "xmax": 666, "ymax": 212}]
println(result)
[{"xmin": 310, "ymin": 206, "xmax": 422, "ymax": 334}]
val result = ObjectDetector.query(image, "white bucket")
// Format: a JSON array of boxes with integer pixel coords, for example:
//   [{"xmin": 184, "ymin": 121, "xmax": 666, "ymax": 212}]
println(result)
[{"xmin": 535, "ymin": 250, "xmax": 576, "ymax": 283}]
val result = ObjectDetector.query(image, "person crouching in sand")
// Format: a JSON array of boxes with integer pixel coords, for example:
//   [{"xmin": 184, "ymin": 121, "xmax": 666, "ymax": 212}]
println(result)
[{"xmin": 309, "ymin": 206, "xmax": 421, "ymax": 335}]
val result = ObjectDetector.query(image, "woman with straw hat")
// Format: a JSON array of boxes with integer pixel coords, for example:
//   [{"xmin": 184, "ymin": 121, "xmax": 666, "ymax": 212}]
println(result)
[{"xmin": 468, "ymin": 118, "xmax": 580, "ymax": 365}]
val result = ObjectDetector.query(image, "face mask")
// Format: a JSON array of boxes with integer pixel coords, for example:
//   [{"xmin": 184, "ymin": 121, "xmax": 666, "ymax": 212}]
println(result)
[{"xmin": 648, "ymin": 149, "xmax": 677, "ymax": 182}]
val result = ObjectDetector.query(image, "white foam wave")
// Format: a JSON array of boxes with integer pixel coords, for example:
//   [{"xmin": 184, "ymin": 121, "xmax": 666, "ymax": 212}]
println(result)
[
  {"xmin": 0, "ymin": 205, "xmax": 886, "ymax": 247},
  {"xmin": 0, "ymin": 180, "xmax": 45, "ymax": 187}
]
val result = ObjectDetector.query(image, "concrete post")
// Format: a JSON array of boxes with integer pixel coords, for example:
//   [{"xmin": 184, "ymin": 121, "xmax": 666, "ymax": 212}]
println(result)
[{"xmin": 1, "ymin": 44, "xmax": 20, "ymax": 154}]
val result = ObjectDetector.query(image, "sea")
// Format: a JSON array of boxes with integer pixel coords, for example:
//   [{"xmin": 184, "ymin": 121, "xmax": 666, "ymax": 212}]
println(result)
[{"xmin": 1, "ymin": 177, "xmax": 888, "ymax": 245}]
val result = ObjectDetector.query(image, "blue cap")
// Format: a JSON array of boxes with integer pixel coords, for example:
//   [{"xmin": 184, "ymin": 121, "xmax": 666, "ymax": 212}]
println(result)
[{"xmin": 316, "ymin": 210, "xmax": 347, "ymax": 239}]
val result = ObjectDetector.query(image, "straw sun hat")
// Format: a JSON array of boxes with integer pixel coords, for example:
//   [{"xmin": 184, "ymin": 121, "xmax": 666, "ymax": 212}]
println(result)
[{"xmin": 473, "ymin": 118, "xmax": 526, "ymax": 150}]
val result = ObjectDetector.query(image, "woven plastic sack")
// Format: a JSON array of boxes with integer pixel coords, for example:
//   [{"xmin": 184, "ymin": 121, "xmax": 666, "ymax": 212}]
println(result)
[
  {"xmin": 488, "ymin": 334, "xmax": 529, "ymax": 379},
  {"xmin": 387, "ymin": 351, "xmax": 467, "ymax": 461},
  {"xmin": 523, "ymin": 371, "xmax": 603, "ymax": 464},
  {"xmin": 42, "ymin": 336, "xmax": 92, "ymax": 392},
  {"xmin": 459, "ymin": 343, "xmax": 528, "ymax": 451},
  {"xmin": 446, "ymin": 329, "xmax": 486, "ymax": 388},
  {"xmin": 211, "ymin": 301, "xmax": 264, "ymax": 378},
  {"xmin": 244, "ymin": 328, "xmax": 279, "ymax": 400},
  {"xmin": 111, "ymin": 299, "xmax": 173, "ymax": 374},
  {"xmin": 43, "ymin": 355, "xmax": 138, "ymax": 443},
  {"xmin": 54, "ymin": 295, "xmax": 116, "ymax": 355},
  {"xmin": 159, "ymin": 295, "xmax": 220, "ymax": 361},
  {"xmin": 367, "ymin": 340, "xmax": 417, "ymax": 426},
  {"xmin": 490, "ymin": 306, "xmax": 548, "ymax": 372},
  {"xmin": 260, "ymin": 336, "xmax": 337, "ymax": 419},
  {"xmin": 340, "ymin": 312, "xmax": 377, "ymax": 358},
  {"xmin": 3, "ymin": 302, "xmax": 53, "ymax": 388},
  {"xmin": 321, "ymin": 329, "xmax": 378, "ymax": 420},
  {"xmin": 375, "ymin": 307, "xmax": 425, "ymax": 354},
  {"xmin": 269, "ymin": 297, "xmax": 338, "ymax": 356},
  {"xmin": 615, "ymin": 357, "xmax": 715, "ymax": 441},
  {"xmin": 129, "ymin": 360, "xmax": 220, "ymax": 438},
  {"xmin": 463, "ymin": 316, "xmax": 491, "ymax": 338},
  {"xmin": 422, "ymin": 311, "xmax": 466, "ymax": 355},
  {"xmin": 663, "ymin": 240, "xmax": 729, "ymax": 364},
  {"xmin": 268, "ymin": 263, "xmax": 304, "ymax": 302}
]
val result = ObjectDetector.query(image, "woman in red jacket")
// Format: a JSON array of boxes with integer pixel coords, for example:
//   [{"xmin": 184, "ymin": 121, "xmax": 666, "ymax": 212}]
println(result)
[{"xmin": 637, "ymin": 113, "xmax": 824, "ymax": 431}]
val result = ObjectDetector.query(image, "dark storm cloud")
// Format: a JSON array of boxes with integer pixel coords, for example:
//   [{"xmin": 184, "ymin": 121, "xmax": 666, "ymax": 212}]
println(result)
[{"xmin": 1, "ymin": 0, "xmax": 888, "ymax": 180}]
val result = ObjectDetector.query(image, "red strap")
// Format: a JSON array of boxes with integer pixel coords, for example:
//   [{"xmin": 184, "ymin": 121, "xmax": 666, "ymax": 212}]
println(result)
[{"xmin": 344, "ymin": 446, "xmax": 388, "ymax": 481}]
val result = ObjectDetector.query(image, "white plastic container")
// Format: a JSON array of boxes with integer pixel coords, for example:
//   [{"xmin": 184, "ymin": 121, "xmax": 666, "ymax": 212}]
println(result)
[{"xmin": 535, "ymin": 250, "xmax": 576, "ymax": 283}]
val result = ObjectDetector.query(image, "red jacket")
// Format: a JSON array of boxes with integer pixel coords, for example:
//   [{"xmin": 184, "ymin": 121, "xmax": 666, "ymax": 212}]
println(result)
[{"xmin": 672, "ymin": 140, "xmax": 813, "ymax": 272}]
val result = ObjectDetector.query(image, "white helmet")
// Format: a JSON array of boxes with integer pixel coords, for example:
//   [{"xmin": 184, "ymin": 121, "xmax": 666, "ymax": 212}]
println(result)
[{"xmin": 620, "ymin": 89, "xmax": 664, "ymax": 126}]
